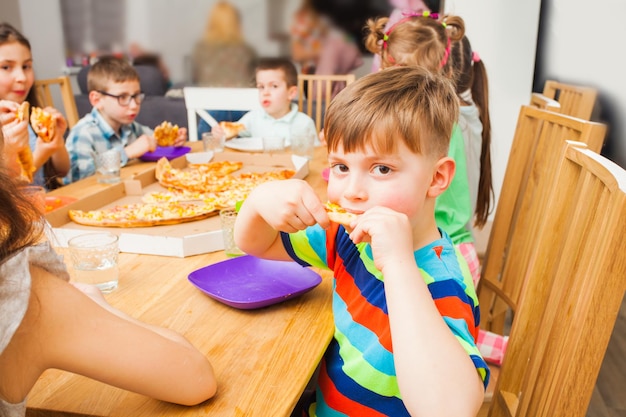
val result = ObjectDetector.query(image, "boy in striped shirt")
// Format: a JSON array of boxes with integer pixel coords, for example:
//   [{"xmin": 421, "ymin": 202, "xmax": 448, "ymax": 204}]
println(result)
[{"xmin": 235, "ymin": 66, "xmax": 488, "ymax": 417}]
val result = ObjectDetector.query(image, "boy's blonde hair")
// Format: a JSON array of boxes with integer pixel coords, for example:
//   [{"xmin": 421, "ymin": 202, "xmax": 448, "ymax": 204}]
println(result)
[
  {"xmin": 87, "ymin": 56, "xmax": 139, "ymax": 92},
  {"xmin": 325, "ymin": 66, "xmax": 459, "ymax": 158}
]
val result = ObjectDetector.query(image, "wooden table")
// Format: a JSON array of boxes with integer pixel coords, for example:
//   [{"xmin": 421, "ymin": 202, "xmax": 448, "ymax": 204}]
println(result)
[{"xmin": 27, "ymin": 146, "xmax": 333, "ymax": 417}]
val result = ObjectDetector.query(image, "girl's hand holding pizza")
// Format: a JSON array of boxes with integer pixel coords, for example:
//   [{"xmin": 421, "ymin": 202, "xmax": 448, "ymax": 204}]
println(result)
[
  {"xmin": 47, "ymin": 107, "xmax": 68, "ymax": 139},
  {"xmin": 245, "ymin": 179, "xmax": 330, "ymax": 233},
  {"xmin": 34, "ymin": 108, "xmax": 67, "ymax": 153},
  {"xmin": 0, "ymin": 100, "xmax": 29, "ymax": 155}
]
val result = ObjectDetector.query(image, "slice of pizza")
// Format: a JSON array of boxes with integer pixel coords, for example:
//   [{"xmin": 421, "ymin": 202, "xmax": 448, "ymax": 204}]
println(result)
[
  {"xmin": 30, "ymin": 106, "xmax": 55, "ymax": 143},
  {"xmin": 154, "ymin": 121, "xmax": 179, "ymax": 147},
  {"xmin": 324, "ymin": 201, "xmax": 357, "ymax": 226},
  {"xmin": 219, "ymin": 121, "xmax": 246, "ymax": 140},
  {"xmin": 15, "ymin": 102, "xmax": 34, "ymax": 182}
]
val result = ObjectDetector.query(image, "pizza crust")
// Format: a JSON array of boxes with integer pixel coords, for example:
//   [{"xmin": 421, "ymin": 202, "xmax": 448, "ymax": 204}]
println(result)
[
  {"xmin": 325, "ymin": 202, "xmax": 357, "ymax": 226},
  {"xmin": 16, "ymin": 102, "xmax": 30, "ymax": 122},
  {"xmin": 68, "ymin": 202, "xmax": 219, "ymax": 228}
]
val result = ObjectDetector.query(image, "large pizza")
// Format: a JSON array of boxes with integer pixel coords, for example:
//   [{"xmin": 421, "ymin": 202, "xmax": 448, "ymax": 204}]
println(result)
[{"xmin": 68, "ymin": 157, "xmax": 296, "ymax": 228}]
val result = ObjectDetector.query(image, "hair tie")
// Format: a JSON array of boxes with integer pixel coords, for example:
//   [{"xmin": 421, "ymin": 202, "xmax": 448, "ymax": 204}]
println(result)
[
  {"xmin": 382, "ymin": 33, "xmax": 390, "ymax": 50},
  {"xmin": 440, "ymin": 37, "xmax": 451, "ymax": 67},
  {"xmin": 472, "ymin": 51, "xmax": 481, "ymax": 63},
  {"xmin": 402, "ymin": 10, "xmax": 440, "ymax": 20}
]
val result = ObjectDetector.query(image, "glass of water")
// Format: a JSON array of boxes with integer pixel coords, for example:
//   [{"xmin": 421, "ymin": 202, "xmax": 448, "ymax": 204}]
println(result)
[{"xmin": 68, "ymin": 232, "xmax": 120, "ymax": 293}]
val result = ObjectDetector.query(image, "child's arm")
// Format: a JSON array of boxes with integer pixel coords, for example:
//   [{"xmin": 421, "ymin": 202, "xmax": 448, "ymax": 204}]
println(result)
[
  {"xmin": 234, "ymin": 179, "xmax": 330, "ymax": 260},
  {"xmin": 124, "ymin": 134, "xmax": 157, "ymax": 159},
  {"xmin": 19, "ymin": 266, "xmax": 217, "ymax": 406},
  {"xmin": 350, "ymin": 207, "xmax": 484, "ymax": 416}
]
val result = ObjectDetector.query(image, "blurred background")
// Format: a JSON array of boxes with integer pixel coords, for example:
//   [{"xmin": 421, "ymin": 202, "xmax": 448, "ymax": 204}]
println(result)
[{"xmin": 3, "ymin": 0, "xmax": 625, "ymax": 205}]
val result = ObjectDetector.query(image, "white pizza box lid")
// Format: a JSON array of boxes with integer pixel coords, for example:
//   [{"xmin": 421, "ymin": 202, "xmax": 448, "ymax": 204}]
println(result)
[{"xmin": 46, "ymin": 152, "xmax": 309, "ymax": 258}]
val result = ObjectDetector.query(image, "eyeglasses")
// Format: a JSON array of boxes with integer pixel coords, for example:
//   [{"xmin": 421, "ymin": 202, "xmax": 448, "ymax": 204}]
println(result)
[{"xmin": 97, "ymin": 90, "xmax": 145, "ymax": 106}]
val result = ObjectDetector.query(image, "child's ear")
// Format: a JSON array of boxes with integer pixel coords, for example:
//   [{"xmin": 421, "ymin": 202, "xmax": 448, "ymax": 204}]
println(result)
[
  {"xmin": 427, "ymin": 156, "xmax": 455, "ymax": 198},
  {"xmin": 287, "ymin": 85, "xmax": 298, "ymax": 101},
  {"xmin": 88, "ymin": 90, "xmax": 102, "ymax": 108}
]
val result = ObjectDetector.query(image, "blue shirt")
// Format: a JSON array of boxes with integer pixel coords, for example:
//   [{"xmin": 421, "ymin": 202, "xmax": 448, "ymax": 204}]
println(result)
[
  {"xmin": 64, "ymin": 108, "xmax": 153, "ymax": 183},
  {"xmin": 238, "ymin": 103, "xmax": 317, "ymax": 146}
]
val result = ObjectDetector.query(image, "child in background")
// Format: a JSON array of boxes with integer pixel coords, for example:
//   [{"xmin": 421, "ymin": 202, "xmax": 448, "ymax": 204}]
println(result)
[
  {"xmin": 364, "ymin": 13, "xmax": 493, "ymax": 285},
  {"xmin": 211, "ymin": 57, "xmax": 317, "ymax": 146},
  {"xmin": 192, "ymin": 0, "xmax": 258, "ymax": 139},
  {"xmin": 234, "ymin": 67, "xmax": 488, "ymax": 416},
  {"xmin": 0, "ymin": 127, "xmax": 216, "ymax": 416},
  {"xmin": 64, "ymin": 56, "xmax": 187, "ymax": 183},
  {"xmin": 370, "ymin": 0, "xmax": 431, "ymax": 73},
  {"xmin": 0, "ymin": 23, "xmax": 69, "ymax": 189}
]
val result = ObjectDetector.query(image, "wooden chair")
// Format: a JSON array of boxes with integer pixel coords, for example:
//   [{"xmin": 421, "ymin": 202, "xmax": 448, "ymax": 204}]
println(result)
[
  {"xmin": 297, "ymin": 74, "xmax": 355, "ymax": 132},
  {"xmin": 536, "ymin": 80, "xmax": 597, "ymax": 120},
  {"xmin": 529, "ymin": 92, "xmax": 560, "ymax": 113},
  {"xmin": 182, "ymin": 87, "xmax": 260, "ymax": 141},
  {"xmin": 483, "ymin": 143, "xmax": 626, "ymax": 417},
  {"xmin": 478, "ymin": 105, "xmax": 607, "ymax": 336},
  {"xmin": 32, "ymin": 76, "xmax": 79, "ymax": 128}
]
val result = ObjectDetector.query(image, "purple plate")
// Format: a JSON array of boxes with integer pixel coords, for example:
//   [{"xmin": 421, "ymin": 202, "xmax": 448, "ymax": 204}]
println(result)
[
  {"xmin": 140, "ymin": 146, "xmax": 191, "ymax": 162},
  {"xmin": 188, "ymin": 255, "xmax": 322, "ymax": 309}
]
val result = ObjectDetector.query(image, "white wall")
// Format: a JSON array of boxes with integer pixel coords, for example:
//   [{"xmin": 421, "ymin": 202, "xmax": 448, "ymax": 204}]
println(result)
[
  {"xmin": 124, "ymin": 0, "xmax": 284, "ymax": 84},
  {"xmin": 445, "ymin": 0, "xmax": 542, "ymax": 211},
  {"xmin": 16, "ymin": 0, "xmax": 66, "ymax": 79},
  {"xmin": 540, "ymin": 0, "xmax": 625, "ymax": 168}
]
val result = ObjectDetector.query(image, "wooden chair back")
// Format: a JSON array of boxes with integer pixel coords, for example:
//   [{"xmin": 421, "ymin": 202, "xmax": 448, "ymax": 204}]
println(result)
[
  {"xmin": 183, "ymin": 87, "xmax": 260, "ymax": 141},
  {"xmin": 478, "ymin": 106, "xmax": 607, "ymax": 335},
  {"xmin": 296, "ymin": 74, "xmax": 355, "ymax": 132},
  {"xmin": 541, "ymin": 80, "xmax": 598, "ymax": 120},
  {"xmin": 32, "ymin": 76, "xmax": 79, "ymax": 128},
  {"xmin": 487, "ymin": 143, "xmax": 626, "ymax": 417},
  {"xmin": 529, "ymin": 92, "xmax": 560, "ymax": 113}
]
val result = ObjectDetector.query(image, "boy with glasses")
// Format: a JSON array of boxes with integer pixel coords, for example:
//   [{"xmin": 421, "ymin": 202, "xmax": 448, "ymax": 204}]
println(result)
[{"xmin": 64, "ymin": 56, "xmax": 187, "ymax": 183}]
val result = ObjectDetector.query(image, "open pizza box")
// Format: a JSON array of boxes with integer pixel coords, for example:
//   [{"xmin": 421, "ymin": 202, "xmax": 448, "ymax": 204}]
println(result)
[{"xmin": 45, "ymin": 152, "xmax": 309, "ymax": 257}]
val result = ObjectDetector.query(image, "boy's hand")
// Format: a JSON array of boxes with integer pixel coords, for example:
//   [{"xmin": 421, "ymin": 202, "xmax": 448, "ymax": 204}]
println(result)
[
  {"xmin": 174, "ymin": 127, "xmax": 187, "ymax": 147},
  {"xmin": 210, "ymin": 125, "xmax": 225, "ymax": 140},
  {"xmin": 348, "ymin": 206, "xmax": 414, "ymax": 271},
  {"xmin": 125, "ymin": 134, "xmax": 157, "ymax": 159},
  {"xmin": 245, "ymin": 179, "xmax": 330, "ymax": 233}
]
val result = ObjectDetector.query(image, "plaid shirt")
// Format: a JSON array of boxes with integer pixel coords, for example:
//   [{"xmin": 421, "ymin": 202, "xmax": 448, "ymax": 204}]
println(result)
[{"xmin": 64, "ymin": 108, "xmax": 153, "ymax": 184}]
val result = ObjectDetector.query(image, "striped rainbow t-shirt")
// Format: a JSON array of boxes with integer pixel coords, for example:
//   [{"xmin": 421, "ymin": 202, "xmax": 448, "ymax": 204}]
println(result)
[{"xmin": 281, "ymin": 224, "xmax": 489, "ymax": 416}]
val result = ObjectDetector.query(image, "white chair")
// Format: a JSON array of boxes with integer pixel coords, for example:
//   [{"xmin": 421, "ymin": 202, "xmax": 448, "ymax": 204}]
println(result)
[{"xmin": 183, "ymin": 87, "xmax": 260, "ymax": 141}]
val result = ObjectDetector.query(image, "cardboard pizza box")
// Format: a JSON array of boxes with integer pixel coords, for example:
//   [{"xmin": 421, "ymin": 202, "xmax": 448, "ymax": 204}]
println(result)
[{"xmin": 46, "ymin": 152, "xmax": 309, "ymax": 257}]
